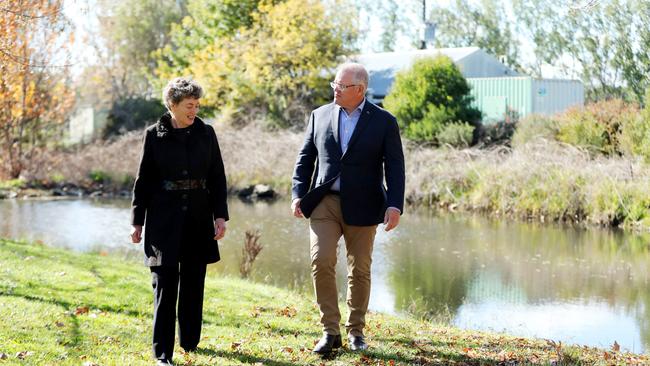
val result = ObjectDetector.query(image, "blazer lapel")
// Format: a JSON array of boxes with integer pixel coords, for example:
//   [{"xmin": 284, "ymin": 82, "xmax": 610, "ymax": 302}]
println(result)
[
  {"xmin": 331, "ymin": 104, "xmax": 341, "ymax": 147},
  {"xmin": 342, "ymin": 103, "xmax": 373, "ymax": 160}
]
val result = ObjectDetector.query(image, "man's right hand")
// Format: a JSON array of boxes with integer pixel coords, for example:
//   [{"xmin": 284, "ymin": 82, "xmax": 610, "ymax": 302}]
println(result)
[
  {"xmin": 291, "ymin": 198, "xmax": 304, "ymax": 218},
  {"xmin": 131, "ymin": 225, "xmax": 143, "ymax": 244}
]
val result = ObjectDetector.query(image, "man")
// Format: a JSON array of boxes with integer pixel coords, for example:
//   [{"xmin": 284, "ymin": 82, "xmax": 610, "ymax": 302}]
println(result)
[{"xmin": 291, "ymin": 63, "xmax": 405, "ymax": 354}]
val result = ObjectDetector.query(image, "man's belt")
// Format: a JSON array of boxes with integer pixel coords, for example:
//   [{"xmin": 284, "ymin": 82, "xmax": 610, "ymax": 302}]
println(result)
[{"xmin": 162, "ymin": 179, "xmax": 206, "ymax": 191}]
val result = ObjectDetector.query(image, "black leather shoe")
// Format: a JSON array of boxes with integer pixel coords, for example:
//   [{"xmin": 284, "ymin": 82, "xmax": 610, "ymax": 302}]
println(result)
[
  {"xmin": 348, "ymin": 334, "xmax": 368, "ymax": 351},
  {"xmin": 312, "ymin": 334, "xmax": 342, "ymax": 354}
]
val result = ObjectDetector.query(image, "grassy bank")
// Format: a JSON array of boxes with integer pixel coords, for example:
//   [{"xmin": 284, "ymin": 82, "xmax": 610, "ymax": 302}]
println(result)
[
  {"xmin": 9, "ymin": 122, "xmax": 650, "ymax": 231},
  {"xmin": 0, "ymin": 239, "xmax": 648, "ymax": 365}
]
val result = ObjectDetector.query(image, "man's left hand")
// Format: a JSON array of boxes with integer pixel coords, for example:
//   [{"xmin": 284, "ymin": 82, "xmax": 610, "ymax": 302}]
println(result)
[{"xmin": 383, "ymin": 207, "xmax": 400, "ymax": 232}]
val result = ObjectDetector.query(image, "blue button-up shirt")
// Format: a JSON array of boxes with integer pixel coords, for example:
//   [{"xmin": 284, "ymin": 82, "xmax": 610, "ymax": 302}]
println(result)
[{"xmin": 331, "ymin": 99, "xmax": 365, "ymax": 192}]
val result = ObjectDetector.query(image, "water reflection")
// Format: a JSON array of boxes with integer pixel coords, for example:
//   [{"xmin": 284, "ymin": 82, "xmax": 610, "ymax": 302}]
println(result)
[{"xmin": 1, "ymin": 198, "xmax": 649, "ymax": 352}]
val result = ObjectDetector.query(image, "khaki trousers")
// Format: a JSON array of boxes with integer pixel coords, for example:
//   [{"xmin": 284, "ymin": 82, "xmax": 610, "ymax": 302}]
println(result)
[{"xmin": 309, "ymin": 194, "xmax": 377, "ymax": 336}]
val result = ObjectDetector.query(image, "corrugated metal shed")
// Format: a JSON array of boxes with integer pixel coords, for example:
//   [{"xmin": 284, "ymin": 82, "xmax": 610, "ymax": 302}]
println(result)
[{"xmin": 467, "ymin": 77, "xmax": 584, "ymax": 122}]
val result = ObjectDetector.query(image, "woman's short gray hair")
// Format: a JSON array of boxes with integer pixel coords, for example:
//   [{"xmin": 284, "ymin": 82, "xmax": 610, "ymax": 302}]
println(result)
[{"xmin": 162, "ymin": 77, "xmax": 204, "ymax": 109}]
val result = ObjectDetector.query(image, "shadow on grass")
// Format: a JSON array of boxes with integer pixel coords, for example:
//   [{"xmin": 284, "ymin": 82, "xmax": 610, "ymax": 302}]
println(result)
[
  {"xmin": 0, "ymin": 291, "xmax": 149, "ymax": 319},
  {"xmin": 194, "ymin": 347, "xmax": 300, "ymax": 366},
  {"xmin": 373, "ymin": 335, "xmax": 452, "ymax": 349},
  {"xmin": 262, "ymin": 325, "xmax": 321, "ymax": 339},
  {"xmin": 365, "ymin": 337, "xmax": 547, "ymax": 366}
]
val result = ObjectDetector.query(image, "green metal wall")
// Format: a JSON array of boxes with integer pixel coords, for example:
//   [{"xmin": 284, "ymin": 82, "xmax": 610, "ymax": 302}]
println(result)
[{"xmin": 467, "ymin": 77, "xmax": 533, "ymax": 122}]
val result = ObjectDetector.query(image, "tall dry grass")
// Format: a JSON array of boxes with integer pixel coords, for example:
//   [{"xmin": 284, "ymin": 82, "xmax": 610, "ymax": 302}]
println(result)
[{"xmin": 406, "ymin": 138, "xmax": 650, "ymax": 229}]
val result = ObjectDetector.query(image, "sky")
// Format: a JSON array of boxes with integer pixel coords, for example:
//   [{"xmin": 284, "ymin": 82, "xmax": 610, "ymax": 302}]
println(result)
[{"xmin": 63, "ymin": 0, "xmax": 97, "ymax": 75}]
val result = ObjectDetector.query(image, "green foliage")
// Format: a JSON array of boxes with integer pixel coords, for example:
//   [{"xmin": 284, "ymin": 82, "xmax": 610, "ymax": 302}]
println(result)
[
  {"xmin": 49, "ymin": 173, "xmax": 65, "ymax": 184},
  {"xmin": 88, "ymin": 170, "xmax": 111, "ymax": 184},
  {"xmin": 618, "ymin": 90, "xmax": 650, "ymax": 161},
  {"xmin": 429, "ymin": 0, "xmax": 521, "ymax": 70},
  {"xmin": 401, "ymin": 105, "xmax": 453, "ymax": 142},
  {"xmin": 121, "ymin": 174, "xmax": 135, "ymax": 188},
  {"xmin": 155, "ymin": 0, "xmax": 357, "ymax": 128},
  {"xmin": 511, "ymin": 114, "xmax": 559, "ymax": 147},
  {"xmin": 103, "ymin": 97, "xmax": 166, "ymax": 138},
  {"xmin": 512, "ymin": 99, "xmax": 650, "ymax": 160},
  {"xmin": 383, "ymin": 56, "xmax": 481, "ymax": 144},
  {"xmin": 436, "ymin": 122, "xmax": 474, "ymax": 148},
  {"xmin": 586, "ymin": 181, "xmax": 650, "ymax": 228},
  {"xmin": 431, "ymin": 0, "xmax": 650, "ymax": 102},
  {"xmin": 153, "ymin": 0, "xmax": 269, "ymax": 79},
  {"xmin": 93, "ymin": 0, "xmax": 185, "ymax": 98},
  {"xmin": 0, "ymin": 178, "xmax": 26, "ymax": 189},
  {"xmin": 556, "ymin": 99, "xmax": 638, "ymax": 155},
  {"xmin": 513, "ymin": 0, "xmax": 650, "ymax": 102}
]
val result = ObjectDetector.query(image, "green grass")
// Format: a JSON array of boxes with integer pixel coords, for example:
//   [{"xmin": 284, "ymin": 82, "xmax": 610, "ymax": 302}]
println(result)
[
  {"xmin": 0, "ymin": 240, "xmax": 648, "ymax": 365},
  {"xmin": 0, "ymin": 179, "xmax": 25, "ymax": 190}
]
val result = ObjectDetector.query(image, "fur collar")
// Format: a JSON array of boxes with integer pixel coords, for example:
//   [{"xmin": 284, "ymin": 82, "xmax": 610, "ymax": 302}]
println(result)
[{"xmin": 155, "ymin": 112, "xmax": 207, "ymax": 138}]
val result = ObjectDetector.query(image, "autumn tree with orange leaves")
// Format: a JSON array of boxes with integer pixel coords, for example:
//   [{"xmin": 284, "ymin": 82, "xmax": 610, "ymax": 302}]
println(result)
[{"xmin": 0, "ymin": 0, "xmax": 75, "ymax": 179}]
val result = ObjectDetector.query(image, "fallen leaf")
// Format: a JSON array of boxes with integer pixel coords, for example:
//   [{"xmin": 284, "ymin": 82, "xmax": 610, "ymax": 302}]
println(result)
[
  {"xmin": 74, "ymin": 306, "xmax": 89, "ymax": 315},
  {"xmin": 276, "ymin": 306, "xmax": 297, "ymax": 318},
  {"xmin": 604, "ymin": 351, "xmax": 611, "ymax": 360},
  {"xmin": 15, "ymin": 351, "xmax": 33, "ymax": 359},
  {"xmin": 231, "ymin": 342, "xmax": 241, "ymax": 351},
  {"xmin": 55, "ymin": 321, "xmax": 65, "ymax": 327},
  {"xmin": 281, "ymin": 346, "xmax": 293, "ymax": 353}
]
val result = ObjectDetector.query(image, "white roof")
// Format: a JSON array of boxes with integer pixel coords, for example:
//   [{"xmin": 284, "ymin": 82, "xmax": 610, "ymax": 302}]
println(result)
[{"xmin": 355, "ymin": 47, "xmax": 481, "ymax": 73}]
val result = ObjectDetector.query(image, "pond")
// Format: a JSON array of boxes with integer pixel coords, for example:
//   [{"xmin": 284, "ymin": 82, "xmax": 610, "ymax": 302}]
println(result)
[{"xmin": 1, "ymin": 197, "xmax": 649, "ymax": 353}]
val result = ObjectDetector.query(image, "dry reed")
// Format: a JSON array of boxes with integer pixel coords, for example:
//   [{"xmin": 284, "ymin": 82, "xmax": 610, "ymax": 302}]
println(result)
[{"xmin": 240, "ymin": 229, "xmax": 264, "ymax": 278}]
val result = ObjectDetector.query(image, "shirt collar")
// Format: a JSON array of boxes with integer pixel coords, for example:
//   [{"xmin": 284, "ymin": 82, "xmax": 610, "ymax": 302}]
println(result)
[
  {"xmin": 340, "ymin": 98, "xmax": 366, "ymax": 117},
  {"xmin": 356, "ymin": 98, "xmax": 366, "ymax": 113}
]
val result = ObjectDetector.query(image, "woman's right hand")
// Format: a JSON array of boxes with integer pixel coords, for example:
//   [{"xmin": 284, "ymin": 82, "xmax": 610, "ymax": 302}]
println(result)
[{"xmin": 131, "ymin": 225, "xmax": 143, "ymax": 244}]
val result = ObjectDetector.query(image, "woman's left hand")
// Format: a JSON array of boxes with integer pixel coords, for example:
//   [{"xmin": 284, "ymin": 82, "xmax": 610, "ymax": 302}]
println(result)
[{"xmin": 214, "ymin": 218, "xmax": 227, "ymax": 240}]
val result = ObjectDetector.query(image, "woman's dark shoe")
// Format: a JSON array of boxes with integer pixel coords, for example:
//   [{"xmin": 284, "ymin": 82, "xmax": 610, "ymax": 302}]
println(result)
[
  {"xmin": 312, "ymin": 334, "xmax": 342, "ymax": 354},
  {"xmin": 348, "ymin": 335, "xmax": 368, "ymax": 351}
]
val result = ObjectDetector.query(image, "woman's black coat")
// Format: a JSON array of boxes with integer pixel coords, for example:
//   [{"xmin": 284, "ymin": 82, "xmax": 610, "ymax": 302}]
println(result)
[{"xmin": 131, "ymin": 113, "xmax": 229, "ymax": 266}]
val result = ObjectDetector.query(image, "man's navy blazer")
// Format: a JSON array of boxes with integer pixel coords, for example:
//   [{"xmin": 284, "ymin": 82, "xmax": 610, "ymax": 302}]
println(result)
[{"xmin": 291, "ymin": 100, "xmax": 405, "ymax": 226}]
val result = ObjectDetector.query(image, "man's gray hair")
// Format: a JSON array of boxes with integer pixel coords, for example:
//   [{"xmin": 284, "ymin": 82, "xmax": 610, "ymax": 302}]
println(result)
[
  {"xmin": 162, "ymin": 77, "xmax": 204, "ymax": 109},
  {"xmin": 338, "ymin": 63, "xmax": 369, "ymax": 89}
]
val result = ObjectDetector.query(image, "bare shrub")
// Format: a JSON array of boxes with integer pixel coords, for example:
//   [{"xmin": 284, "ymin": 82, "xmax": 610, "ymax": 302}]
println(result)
[{"xmin": 240, "ymin": 230, "xmax": 263, "ymax": 279}]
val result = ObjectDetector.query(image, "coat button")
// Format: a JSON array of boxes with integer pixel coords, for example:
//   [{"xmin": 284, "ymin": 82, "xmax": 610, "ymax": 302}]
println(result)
[
  {"xmin": 182, "ymin": 206, "xmax": 188, "ymax": 211},
  {"xmin": 182, "ymin": 170, "xmax": 188, "ymax": 175}
]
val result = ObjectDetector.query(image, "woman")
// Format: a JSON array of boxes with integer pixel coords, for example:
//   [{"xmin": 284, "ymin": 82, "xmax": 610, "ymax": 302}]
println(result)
[{"xmin": 130, "ymin": 77, "xmax": 228, "ymax": 366}]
